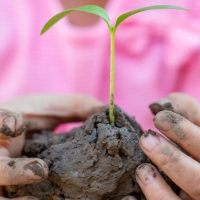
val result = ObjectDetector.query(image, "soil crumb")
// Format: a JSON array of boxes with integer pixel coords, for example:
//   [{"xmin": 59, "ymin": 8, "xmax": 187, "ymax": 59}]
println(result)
[{"xmin": 8, "ymin": 160, "xmax": 15, "ymax": 169}]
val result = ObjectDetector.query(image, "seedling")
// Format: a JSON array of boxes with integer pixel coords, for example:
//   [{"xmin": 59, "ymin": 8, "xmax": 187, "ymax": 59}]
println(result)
[{"xmin": 41, "ymin": 5, "xmax": 187, "ymax": 124}]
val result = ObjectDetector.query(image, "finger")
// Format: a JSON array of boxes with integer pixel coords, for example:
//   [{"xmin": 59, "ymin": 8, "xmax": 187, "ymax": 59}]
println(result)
[
  {"xmin": 179, "ymin": 190, "xmax": 195, "ymax": 200},
  {"xmin": 0, "ymin": 134, "xmax": 25, "ymax": 158},
  {"xmin": 149, "ymin": 98, "xmax": 174, "ymax": 115},
  {"xmin": 0, "ymin": 94, "xmax": 104, "ymax": 131},
  {"xmin": 121, "ymin": 195, "xmax": 137, "ymax": 200},
  {"xmin": 0, "ymin": 156, "xmax": 48, "ymax": 185},
  {"xmin": 149, "ymin": 92, "xmax": 200, "ymax": 126},
  {"xmin": 0, "ymin": 109, "xmax": 26, "ymax": 139},
  {"xmin": 140, "ymin": 130, "xmax": 200, "ymax": 199},
  {"xmin": 154, "ymin": 110, "xmax": 200, "ymax": 162},
  {"xmin": 135, "ymin": 163, "xmax": 180, "ymax": 200}
]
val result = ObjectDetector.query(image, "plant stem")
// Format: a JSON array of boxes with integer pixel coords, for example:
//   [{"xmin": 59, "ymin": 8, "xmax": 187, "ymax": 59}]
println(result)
[{"xmin": 109, "ymin": 28, "xmax": 116, "ymax": 124}]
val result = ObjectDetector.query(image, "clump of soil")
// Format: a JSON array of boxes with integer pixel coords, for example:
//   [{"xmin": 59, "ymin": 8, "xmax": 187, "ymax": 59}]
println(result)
[{"xmin": 4, "ymin": 107, "xmax": 176, "ymax": 199}]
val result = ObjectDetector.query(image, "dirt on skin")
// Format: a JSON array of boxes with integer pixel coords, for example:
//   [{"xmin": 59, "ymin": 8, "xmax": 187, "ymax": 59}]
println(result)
[{"xmin": 4, "ymin": 107, "xmax": 176, "ymax": 200}]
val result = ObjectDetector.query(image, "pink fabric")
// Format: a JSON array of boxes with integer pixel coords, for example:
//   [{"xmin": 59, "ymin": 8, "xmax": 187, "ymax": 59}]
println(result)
[{"xmin": 0, "ymin": 0, "xmax": 200, "ymax": 132}]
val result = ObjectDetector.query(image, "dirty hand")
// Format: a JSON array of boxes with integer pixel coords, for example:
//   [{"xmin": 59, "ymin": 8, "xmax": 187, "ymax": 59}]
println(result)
[
  {"xmin": 0, "ymin": 94, "xmax": 103, "ymax": 200},
  {"xmin": 123, "ymin": 92, "xmax": 200, "ymax": 200}
]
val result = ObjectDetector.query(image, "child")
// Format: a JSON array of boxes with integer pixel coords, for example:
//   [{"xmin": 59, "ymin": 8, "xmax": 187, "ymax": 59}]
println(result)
[
  {"xmin": 0, "ymin": 0, "xmax": 200, "ymax": 199},
  {"xmin": 1, "ymin": 0, "xmax": 200, "ymax": 131}
]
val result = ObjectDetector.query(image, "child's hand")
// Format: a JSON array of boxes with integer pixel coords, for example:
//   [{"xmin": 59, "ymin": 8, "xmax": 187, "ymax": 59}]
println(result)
[
  {"xmin": 123, "ymin": 93, "xmax": 200, "ymax": 200},
  {"xmin": 0, "ymin": 94, "xmax": 103, "ymax": 199}
]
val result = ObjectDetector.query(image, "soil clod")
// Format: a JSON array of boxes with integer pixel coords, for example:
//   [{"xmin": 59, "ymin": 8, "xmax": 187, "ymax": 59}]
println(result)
[{"xmin": 4, "ymin": 107, "xmax": 178, "ymax": 199}]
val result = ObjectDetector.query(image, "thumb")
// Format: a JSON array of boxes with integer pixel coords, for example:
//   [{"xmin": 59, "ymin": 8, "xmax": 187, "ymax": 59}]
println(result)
[{"xmin": 0, "ymin": 94, "xmax": 104, "ymax": 131}]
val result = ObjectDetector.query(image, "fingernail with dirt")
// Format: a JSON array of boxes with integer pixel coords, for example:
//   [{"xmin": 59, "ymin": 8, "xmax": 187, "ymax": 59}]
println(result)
[
  {"xmin": 24, "ymin": 162, "xmax": 46, "ymax": 180},
  {"xmin": 149, "ymin": 98, "xmax": 174, "ymax": 115},
  {"xmin": 16, "ymin": 125, "xmax": 27, "ymax": 136},
  {"xmin": 135, "ymin": 164, "xmax": 157, "ymax": 186},
  {"xmin": 154, "ymin": 110, "xmax": 185, "ymax": 139},
  {"xmin": 3, "ymin": 116, "xmax": 16, "ymax": 132},
  {"xmin": 0, "ymin": 125, "xmax": 12, "ymax": 137},
  {"xmin": 140, "ymin": 131, "xmax": 160, "ymax": 152}
]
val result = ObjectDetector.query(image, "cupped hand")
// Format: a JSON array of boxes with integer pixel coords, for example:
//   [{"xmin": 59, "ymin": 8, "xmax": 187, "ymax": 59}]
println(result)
[
  {"xmin": 123, "ymin": 92, "xmax": 200, "ymax": 200},
  {"xmin": 0, "ymin": 94, "xmax": 103, "ymax": 200}
]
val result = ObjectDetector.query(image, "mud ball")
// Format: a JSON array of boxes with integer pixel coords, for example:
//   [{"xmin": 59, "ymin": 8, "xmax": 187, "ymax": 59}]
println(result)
[{"xmin": 5, "ymin": 107, "xmax": 147, "ymax": 200}]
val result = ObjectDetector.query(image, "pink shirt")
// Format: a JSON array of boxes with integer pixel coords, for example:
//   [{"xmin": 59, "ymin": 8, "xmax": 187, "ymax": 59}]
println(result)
[{"xmin": 0, "ymin": 0, "xmax": 200, "ymax": 131}]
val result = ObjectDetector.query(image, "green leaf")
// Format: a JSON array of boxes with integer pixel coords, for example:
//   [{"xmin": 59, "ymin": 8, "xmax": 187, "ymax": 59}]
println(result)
[
  {"xmin": 40, "ymin": 5, "xmax": 111, "ymax": 35},
  {"xmin": 114, "ymin": 5, "xmax": 189, "ymax": 30}
]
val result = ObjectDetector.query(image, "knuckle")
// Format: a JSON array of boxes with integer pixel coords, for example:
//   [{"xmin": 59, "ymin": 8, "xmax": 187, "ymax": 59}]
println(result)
[
  {"xmin": 158, "ymin": 145, "xmax": 177, "ymax": 168},
  {"xmin": 147, "ymin": 190, "xmax": 170, "ymax": 200},
  {"xmin": 159, "ymin": 194, "xmax": 172, "ymax": 200},
  {"xmin": 188, "ymin": 176, "xmax": 200, "ymax": 198},
  {"xmin": 184, "ymin": 123, "xmax": 199, "ymax": 142},
  {"xmin": 0, "ymin": 158, "xmax": 15, "ymax": 184},
  {"xmin": 182, "ymin": 127, "xmax": 195, "ymax": 146}
]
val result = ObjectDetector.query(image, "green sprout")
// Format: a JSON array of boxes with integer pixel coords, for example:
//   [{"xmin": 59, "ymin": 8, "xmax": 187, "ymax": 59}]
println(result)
[{"xmin": 41, "ymin": 5, "xmax": 188, "ymax": 124}]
